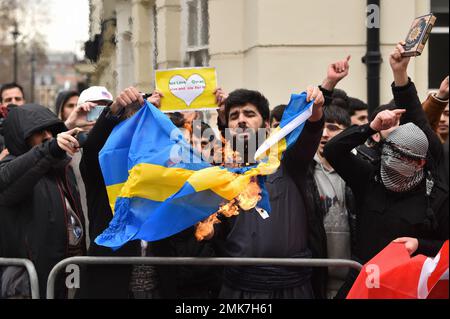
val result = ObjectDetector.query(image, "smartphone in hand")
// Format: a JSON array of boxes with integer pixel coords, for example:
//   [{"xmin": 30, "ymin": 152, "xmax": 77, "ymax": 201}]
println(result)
[
  {"xmin": 87, "ymin": 106, "xmax": 106, "ymax": 122},
  {"xmin": 75, "ymin": 131, "xmax": 89, "ymax": 149}
]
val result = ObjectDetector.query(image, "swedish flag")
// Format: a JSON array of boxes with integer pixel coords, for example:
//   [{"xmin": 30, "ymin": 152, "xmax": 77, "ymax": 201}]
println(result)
[{"xmin": 96, "ymin": 92, "xmax": 314, "ymax": 249}]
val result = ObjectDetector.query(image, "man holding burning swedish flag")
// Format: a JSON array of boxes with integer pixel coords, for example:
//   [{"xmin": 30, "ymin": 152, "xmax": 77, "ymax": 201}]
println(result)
[
  {"xmin": 92, "ymin": 81, "xmax": 325, "ymax": 298},
  {"xmin": 211, "ymin": 87, "xmax": 325, "ymax": 298}
]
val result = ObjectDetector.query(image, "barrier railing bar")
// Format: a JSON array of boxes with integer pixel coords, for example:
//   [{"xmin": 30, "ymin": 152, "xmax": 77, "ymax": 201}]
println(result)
[
  {"xmin": 47, "ymin": 256, "xmax": 363, "ymax": 299},
  {"xmin": 0, "ymin": 258, "xmax": 40, "ymax": 299}
]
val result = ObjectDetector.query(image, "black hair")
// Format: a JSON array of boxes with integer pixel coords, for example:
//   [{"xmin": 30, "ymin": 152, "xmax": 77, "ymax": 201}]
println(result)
[
  {"xmin": 332, "ymin": 88, "xmax": 348, "ymax": 101},
  {"xmin": 54, "ymin": 90, "xmax": 79, "ymax": 118},
  {"xmin": 0, "ymin": 83, "xmax": 25, "ymax": 103},
  {"xmin": 331, "ymin": 88, "xmax": 349, "ymax": 109},
  {"xmin": 270, "ymin": 104, "xmax": 287, "ymax": 124},
  {"xmin": 347, "ymin": 97, "xmax": 368, "ymax": 116},
  {"xmin": 225, "ymin": 89, "xmax": 270, "ymax": 124},
  {"xmin": 369, "ymin": 102, "xmax": 397, "ymax": 122},
  {"xmin": 324, "ymin": 104, "xmax": 351, "ymax": 128}
]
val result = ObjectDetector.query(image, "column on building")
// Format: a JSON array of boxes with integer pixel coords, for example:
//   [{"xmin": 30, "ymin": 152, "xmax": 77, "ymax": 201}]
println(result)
[
  {"xmin": 131, "ymin": 0, "xmax": 156, "ymax": 92},
  {"xmin": 116, "ymin": 0, "xmax": 135, "ymax": 91},
  {"xmin": 156, "ymin": 0, "xmax": 183, "ymax": 70},
  {"xmin": 88, "ymin": 0, "xmax": 118, "ymax": 93}
]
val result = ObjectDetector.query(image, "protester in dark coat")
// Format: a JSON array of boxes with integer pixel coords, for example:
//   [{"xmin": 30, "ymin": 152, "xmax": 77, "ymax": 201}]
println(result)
[
  {"xmin": 323, "ymin": 43, "xmax": 449, "ymax": 298},
  {"xmin": 302, "ymin": 55, "xmax": 354, "ymax": 299},
  {"xmin": 209, "ymin": 86, "xmax": 325, "ymax": 299},
  {"xmin": 77, "ymin": 89, "xmax": 182, "ymax": 299},
  {"xmin": 0, "ymin": 104, "xmax": 86, "ymax": 298},
  {"xmin": 305, "ymin": 105, "xmax": 358, "ymax": 299}
]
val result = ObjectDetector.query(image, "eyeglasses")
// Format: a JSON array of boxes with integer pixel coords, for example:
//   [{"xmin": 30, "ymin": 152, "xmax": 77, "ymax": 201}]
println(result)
[{"xmin": 324, "ymin": 123, "xmax": 345, "ymax": 132}]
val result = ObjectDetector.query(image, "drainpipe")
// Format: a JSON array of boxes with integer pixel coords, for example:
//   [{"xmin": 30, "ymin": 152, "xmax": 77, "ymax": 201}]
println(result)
[{"xmin": 362, "ymin": 0, "xmax": 383, "ymax": 115}]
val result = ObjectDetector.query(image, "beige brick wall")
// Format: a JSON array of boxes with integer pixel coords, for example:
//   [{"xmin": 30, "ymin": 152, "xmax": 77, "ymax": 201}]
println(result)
[
  {"xmin": 90, "ymin": 0, "xmax": 432, "ymax": 106},
  {"xmin": 209, "ymin": 0, "xmax": 431, "ymax": 107}
]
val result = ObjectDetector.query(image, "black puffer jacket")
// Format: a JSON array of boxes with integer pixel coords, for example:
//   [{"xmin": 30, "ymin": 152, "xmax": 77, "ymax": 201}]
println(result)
[{"xmin": 0, "ymin": 104, "xmax": 86, "ymax": 298}]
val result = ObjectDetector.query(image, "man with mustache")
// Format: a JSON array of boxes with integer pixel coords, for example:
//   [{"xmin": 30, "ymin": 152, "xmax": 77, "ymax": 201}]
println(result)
[{"xmin": 209, "ymin": 85, "xmax": 325, "ymax": 299}]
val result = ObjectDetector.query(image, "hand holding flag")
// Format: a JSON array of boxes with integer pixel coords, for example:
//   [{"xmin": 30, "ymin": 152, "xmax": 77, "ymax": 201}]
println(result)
[
  {"xmin": 96, "ymin": 89, "xmax": 317, "ymax": 249},
  {"xmin": 347, "ymin": 240, "xmax": 449, "ymax": 299}
]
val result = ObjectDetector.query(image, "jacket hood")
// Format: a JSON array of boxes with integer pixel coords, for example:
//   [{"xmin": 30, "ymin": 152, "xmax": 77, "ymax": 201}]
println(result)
[
  {"xmin": 4, "ymin": 104, "xmax": 67, "ymax": 156},
  {"xmin": 55, "ymin": 90, "xmax": 79, "ymax": 119}
]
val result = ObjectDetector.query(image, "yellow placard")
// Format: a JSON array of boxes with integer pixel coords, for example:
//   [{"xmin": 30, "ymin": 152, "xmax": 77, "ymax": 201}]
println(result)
[{"xmin": 155, "ymin": 67, "xmax": 218, "ymax": 112}]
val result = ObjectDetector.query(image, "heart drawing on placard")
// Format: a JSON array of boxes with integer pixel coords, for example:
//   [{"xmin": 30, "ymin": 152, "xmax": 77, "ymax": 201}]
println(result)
[{"xmin": 168, "ymin": 74, "xmax": 206, "ymax": 107}]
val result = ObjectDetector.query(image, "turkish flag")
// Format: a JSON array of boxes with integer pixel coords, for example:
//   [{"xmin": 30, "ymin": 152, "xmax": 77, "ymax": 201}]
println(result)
[{"xmin": 347, "ymin": 241, "xmax": 449, "ymax": 299}]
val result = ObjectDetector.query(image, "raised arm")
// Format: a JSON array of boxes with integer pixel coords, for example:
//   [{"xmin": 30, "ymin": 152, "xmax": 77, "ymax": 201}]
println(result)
[
  {"xmin": 323, "ymin": 109, "xmax": 404, "ymax": 198},
  {"xmin": 389, "ymin": 42, "xmax": 443, "ymax": 161},
  {"xmin": 283, "ymin": 86, "xmax": 324, "ymax": 180}
]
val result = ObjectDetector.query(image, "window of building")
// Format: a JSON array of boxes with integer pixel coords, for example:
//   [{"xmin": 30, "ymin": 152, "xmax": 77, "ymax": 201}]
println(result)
[
  {"xmin": 183, "ymin": 0, "xmax": 209, "ymax": 67},
  {"xmin": 429, "ymin": 0, "xmax": 449, "ymax": 89}
]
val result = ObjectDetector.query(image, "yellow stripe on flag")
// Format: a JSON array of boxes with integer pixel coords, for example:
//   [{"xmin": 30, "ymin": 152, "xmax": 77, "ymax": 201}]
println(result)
[
  {"xmin": 106, "ymin": 137, "xmax": 287, "ymax": 214},
  {"xmin": 106, "ymin": 182, "xmax": 125, "ymax": 214}
]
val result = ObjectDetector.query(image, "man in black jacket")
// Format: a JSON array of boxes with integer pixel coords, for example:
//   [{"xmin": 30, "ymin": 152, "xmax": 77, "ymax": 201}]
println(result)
[
  {"xmin": 306, "ymin": 105, "xmax": 358, "ymax": 299},
  {"xmin": 323, "ymin": 42, "xmax": 449, "ymax": 297},
  {"xmin": 76, "ymin": 88, "xmax": 182, "ymax": 299},
  {"xmin": 0, "ymin": 104, "xmax": 86, "ymax": 298},
  {"xmin": 209, "ymin": 85, "xmax": 325, "ymax": 299},
  {"xmin": 301, "ymin": 55, "xmax": 356, "ymax": 299}
]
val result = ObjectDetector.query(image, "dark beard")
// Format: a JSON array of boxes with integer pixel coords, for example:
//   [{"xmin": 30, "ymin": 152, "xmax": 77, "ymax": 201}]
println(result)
[{"xmin": 230, "ymin": 124, "xmax": 267, "ymax": 166}]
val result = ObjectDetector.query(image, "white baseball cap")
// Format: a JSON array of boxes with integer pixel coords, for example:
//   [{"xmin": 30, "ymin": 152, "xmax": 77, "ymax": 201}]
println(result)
[{"xmin": 78, "ymin": 86, "xmax": 113, "ymax": 106}]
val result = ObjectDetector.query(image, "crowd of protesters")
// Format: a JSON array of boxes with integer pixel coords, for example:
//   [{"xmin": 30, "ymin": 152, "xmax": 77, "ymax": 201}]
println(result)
[{"xmin": 0, "ymin": 41, "xmax": 448, "ymax": 299}]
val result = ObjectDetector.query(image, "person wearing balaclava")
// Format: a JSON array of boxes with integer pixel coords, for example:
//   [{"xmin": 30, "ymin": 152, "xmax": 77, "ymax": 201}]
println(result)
[
  {"xmin": 380, "ymin": 122, "xmax": 429, "ymax": 193},
  {"xmin": 322, "ymin": 41, "xmax": 449, "ymax": 299}
]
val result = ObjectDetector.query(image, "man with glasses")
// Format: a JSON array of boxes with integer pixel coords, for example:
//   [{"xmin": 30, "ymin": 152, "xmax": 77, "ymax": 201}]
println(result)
[{"xmin": 306, "ymin": 105, "xmax": 356, "ymax": 299}]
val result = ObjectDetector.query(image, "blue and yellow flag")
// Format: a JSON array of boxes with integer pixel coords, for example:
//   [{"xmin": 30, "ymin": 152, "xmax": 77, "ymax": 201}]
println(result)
[{"xmin": 96, "ymin": 92, "xmax": 314, "ymax": 249}]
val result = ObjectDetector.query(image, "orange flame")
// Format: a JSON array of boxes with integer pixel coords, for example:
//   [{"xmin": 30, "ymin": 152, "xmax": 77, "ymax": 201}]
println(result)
[
  {"xmin": 195, "ymin": 179, "xmax": 262, "ymax": 241},
  {"xmin": 237, "ymin": 178, "xmax": 262, "ymax": 211},
  {"xmin": 183, "ymin": 121, "xmax": 193, "ymax": 135},
  {"xmin": 194, "ymin": 131, "xmax": 261, "ymax": 241},
  {"xmin": 214, "ymin": 136, "xmax": 242, "ymax": 168},
  {"xmin": 217, "ymin": 199, "xmax": 240, "ymax": 218},
  {"xmin": 195, "ymin": 213, "xmax": 221, "ymax": 241}
]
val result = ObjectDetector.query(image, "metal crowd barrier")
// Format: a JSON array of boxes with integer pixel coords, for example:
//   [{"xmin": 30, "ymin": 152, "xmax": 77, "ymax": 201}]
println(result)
[
  {"xmin": 47, "ymin": 256, "xmax": 363, "ymax": 299},
  {"xmin": 0, "ymin": 258, "xmax": 40, "ymax": 299}
]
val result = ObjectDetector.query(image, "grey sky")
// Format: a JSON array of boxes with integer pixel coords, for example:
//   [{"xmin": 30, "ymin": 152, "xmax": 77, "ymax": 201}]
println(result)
[{"xmin": 41, "ymin": 0, "xmax": 90, "ymax": 57}]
